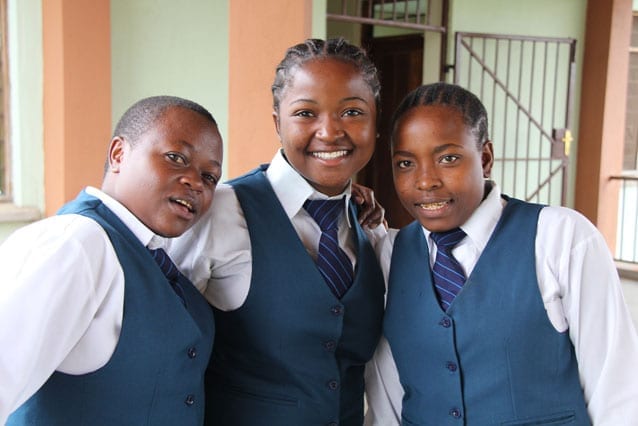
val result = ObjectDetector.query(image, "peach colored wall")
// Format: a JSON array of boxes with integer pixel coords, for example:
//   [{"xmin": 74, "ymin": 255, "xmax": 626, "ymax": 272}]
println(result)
[
  {"xmin": 575, "ymin": 0, "xmax": 631, "ymax": 250},
  {"xmin": 42, "ymin": 0, "xmax": 111, "ymax": 216},
  {"xmin": 228, "ymin": 0, "xmax": 313, "ymax": 177}
]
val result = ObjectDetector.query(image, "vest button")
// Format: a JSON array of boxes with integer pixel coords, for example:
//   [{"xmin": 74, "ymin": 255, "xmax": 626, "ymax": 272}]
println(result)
[
  {"xmin": 327, "ymin": 422, "xmax": 338, "ymax": 426},
  {"xmin": 446, "ymin": 362, "xmax": 457, "ymax": 372},
  {"xmin": 323, "ymin": 340, "xmax": 336, "ymax": 351},
  {"xmin": 449, "ymin": 407, "xmax": 462, "ymax": 418},
  {"xmin": 439, "ymin": 317, "xmax": 452, "ymax": 328},
  {"xmin": 184, "ymin": 394, "xmax": 195, "ymax": 406},
  {"xmin": 187, "ymin": 347, "xmax": 197, "ymax": 358},
  {"xmin": 327, "ymin": 380, "xmax": 339, "ymax": 390},
  {"xmin": 330, "ymin": 305, "xmax": 343, "ymax": 316}
]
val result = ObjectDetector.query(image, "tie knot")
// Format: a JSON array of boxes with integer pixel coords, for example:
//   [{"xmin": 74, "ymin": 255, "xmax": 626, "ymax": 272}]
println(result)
[
  {"xmin": 430, "ymin": 228, "xmax": 466, "ymax": 252},
  {"xmin": 303, "ymin": 198, "xmax": 344, "ymax": 232},
  {"xmin": 149, "ymin": 247, "xmax": 181, "ymax": 282}
]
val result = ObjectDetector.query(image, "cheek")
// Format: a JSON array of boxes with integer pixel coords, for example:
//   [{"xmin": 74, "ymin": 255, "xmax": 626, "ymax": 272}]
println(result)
[{"xmin": 392, "ymin": 172, "xmax": 411, "ymax": 196}]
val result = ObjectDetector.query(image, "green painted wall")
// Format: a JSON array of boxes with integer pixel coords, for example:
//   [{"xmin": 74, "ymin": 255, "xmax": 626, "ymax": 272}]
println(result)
[
  {"xmin": 0, "ymin": 0, "xmax": 44, "ymax": 242},
  {"xmin": 111, "ymin": 0, "xmax": 229, "ymax": 177}
]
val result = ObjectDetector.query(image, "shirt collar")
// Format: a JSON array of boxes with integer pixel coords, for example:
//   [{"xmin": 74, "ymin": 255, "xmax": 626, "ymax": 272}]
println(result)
[
  {"xmin": 86, "ymin": 186, "xmax": 168, "ymax": 250},
  {"xmin": 458, "ymin": 181, "xmax": 504, "ymax": 252},
  {"xmin": 266, "ymin": 149, "xmax": 353, "ymax": 228}
]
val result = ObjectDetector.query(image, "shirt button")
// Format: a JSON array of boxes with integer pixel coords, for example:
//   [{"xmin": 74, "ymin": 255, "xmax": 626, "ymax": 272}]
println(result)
[
  {"xmin": 449, "ymin": 407, "xmax": 462, "ymax": 418},
  {"xmin": 184, "ymin": 394, "xmax": 195, "ymax": 406},
  {"xmin": 439, "ymin": 317, "xmax": 452, "ymax": 328},
  {"xmin": 446, "ymin": 362, "xmax": 457, "ymax": 372},
  {"xmin": 323, "ymin": 340, "xmax": 336, "ymax": 351},
  {"xmin": 187, "ymin": 347, "xmax": 197, "ymax": 358},
  {"xmin": 330, "ymin": 305, "xmax": 343, "ymax": 316},
  {"xmin": 327, "ymin": 380, "xmax": 339, "ymax": 390}
]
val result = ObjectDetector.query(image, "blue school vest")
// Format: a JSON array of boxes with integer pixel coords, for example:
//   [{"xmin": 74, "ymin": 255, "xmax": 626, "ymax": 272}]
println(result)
[
  {"xmin": 205, "ymin": 166, "xmax": 385, "ymax": 426},
  {"xmin": 384, "ymin": 197, "xmax": 590, "ymax": 425},
  {"xmin": 7, "ymin": 191, "xmax": 214, "ymax": 426}
]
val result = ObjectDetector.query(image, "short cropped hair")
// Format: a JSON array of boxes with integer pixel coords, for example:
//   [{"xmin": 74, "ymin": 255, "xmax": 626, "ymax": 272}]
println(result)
[{"xmin": 113, "ymin": 95, "xmax": 217, "ymax": 145}]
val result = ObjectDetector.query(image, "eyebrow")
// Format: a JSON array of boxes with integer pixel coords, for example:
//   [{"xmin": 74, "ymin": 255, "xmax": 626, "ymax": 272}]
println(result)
[
  {"xmin": 392, "ymin": 143, "xmax": 464, "ymax": 158},
  {"xmin": 288, "ymin": 96, "xmax": 370, "ymax": 106}
]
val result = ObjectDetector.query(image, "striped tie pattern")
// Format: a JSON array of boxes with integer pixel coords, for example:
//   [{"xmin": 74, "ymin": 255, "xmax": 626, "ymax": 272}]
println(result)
[
  {"xmin": 304, "ymin": 198, "xmax": 353, "ymax": 299},
  {"xmin": 149, "ymin": 247, "xmax": 186, "ymax": 305},
  {"xmin": 430, "ymin": 228, "xmax": 467, "ymax": 311}
]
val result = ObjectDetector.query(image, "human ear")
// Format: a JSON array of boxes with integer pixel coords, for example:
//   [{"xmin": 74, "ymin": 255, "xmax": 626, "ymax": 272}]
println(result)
[
  {"xmin": 107, "ymin": 136, "xmax": 126, "ymax": 173},
  {"xmin": 272, "ymin": 111, "xmax": 281, "ymax": 140},
  {"xmin": 481, "ymin": 141, "xmax": 494, "ymax": 178}
]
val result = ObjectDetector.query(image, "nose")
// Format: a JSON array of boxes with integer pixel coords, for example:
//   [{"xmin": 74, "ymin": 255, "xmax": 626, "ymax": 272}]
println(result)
[
  {"xmin": 415, "ymin": 166, "xmax": 442, "ymax": 191},
  {"xmin": 315, "ymin": 114, "xmax": 344, "ymax": 141},
  {"xmin": 180, "ymin": 167, "xmax": 204, "ymax": 192}
]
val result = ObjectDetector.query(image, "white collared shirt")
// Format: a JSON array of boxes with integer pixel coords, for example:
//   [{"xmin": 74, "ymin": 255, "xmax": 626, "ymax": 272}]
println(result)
[
  {"xmin": 0, "ymin": 187, "xmax": 170, "ymax": 423},
  {"xmin": 169, "ymin": 149, "xmax": 386, "ymax": 311},
  {"xmin": 365, "ymin": 184, "xmax": 638, "ymax": 426}
]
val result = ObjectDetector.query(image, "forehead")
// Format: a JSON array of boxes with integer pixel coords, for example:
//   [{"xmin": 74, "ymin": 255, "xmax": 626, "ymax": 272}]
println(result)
[
  {"xmin": 394, "ymin": 105, "xmax": 473, "ymax": 146},
  {"xmin": 283, "ymin": 58, "xmax": 374, "ymax": 99}
]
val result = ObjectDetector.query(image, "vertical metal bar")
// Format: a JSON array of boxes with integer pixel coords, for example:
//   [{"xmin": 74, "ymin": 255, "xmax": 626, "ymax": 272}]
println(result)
[
  {"xmin": 631, "ymin": 179, "xmax": 638, "ymax": 261},
  {"xmin": 469, "ymin": 36, "xmax": 474, "ymax": 88},
  {"xmin": 514, "ymin": 40, "xmax": 524, "ymax": 199},
  {"xmin": 491, "ymin": 39, "xmax": 499, "ymax": 160},
  {"xmin": 501, "ymin": 38, "xmax": 512, "ymax": 191},
  {"xmin": 618, "ymin": 179, "xmax": 627, "ymax": 260},
  {"xmin": 480, "ymin": 37, "xmax": 486, "ymax": 100},
  {"xmin": 454, "ymin": 32, "xmax": 461, "ymax": 85},
  {"xmin": 368, "ymin": 0, "xmax": 373, "ymax": 19},
  {"xmin": 562, "ymin": 40, "xmax": 577, "ymax": 206},
  {"xmin": 416, "ymin": 0, "xmax": 422, "ymax": 25},
  {"xmin": 403, "ymin": 0, "xmax": 409, "ymax": 23},
  {"xmin": 341, "ymin": 0, "xmax": 348, "ymax": 15},
  {"xmin": 525, "ymin": 41, "xmax": 536, "ymax": 201},
  {"xmin": 539, "ymin": 41, "xmax": 548, "ymax": 204}
]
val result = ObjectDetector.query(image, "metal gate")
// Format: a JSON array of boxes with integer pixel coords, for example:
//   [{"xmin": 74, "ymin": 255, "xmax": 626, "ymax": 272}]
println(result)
[{"xmin": 454, "ymin": 32, "xmax": 577, "ymax": 206}]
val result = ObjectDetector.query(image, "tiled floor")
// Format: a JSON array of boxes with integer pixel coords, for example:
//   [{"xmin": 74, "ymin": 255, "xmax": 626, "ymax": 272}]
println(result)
[{"xmin": 621, "ymin": 278, "xmax": 638, "ymax": 329}]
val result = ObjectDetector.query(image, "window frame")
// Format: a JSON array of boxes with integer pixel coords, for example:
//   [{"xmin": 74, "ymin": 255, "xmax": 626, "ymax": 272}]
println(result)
[{"xmin": 0, "ymin": 0, "xmax": 10, "ymax": 201}]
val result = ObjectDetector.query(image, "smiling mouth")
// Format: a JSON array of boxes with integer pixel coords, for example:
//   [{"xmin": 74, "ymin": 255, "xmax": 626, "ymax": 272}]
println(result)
[
  {"xmin": 417, "ymin": 200, "xmax": 450, "ymax": 210},
  {"xmin": 311, "ymin": 150, "xmax": 349, "ymax": 160},
  {"xmin": 173, "ymin": 198, "xmax": 195, "ymax": 213}
]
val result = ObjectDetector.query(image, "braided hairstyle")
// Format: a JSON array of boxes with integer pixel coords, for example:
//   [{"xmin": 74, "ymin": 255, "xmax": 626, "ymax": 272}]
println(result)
[
  {"xmin": 271, "ymin": 38, "xmax": 380, "ymax": 113},
  {"xmin": 391, "ymin": 82, "xmax": 489, "ymax": 149}
]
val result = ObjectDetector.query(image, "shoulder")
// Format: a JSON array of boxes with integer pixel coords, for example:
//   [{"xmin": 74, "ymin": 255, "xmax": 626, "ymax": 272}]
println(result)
[
  {"xmin": 538, "ymin": 205, "xmax": 600, "ymax": 241},
  {"xmin": 0, "ymin": 214, "xmax": 119, "ymax": 280},
  {"xmin": 2, "ymin": 214, "xmax": 110, "ymax": 250}
]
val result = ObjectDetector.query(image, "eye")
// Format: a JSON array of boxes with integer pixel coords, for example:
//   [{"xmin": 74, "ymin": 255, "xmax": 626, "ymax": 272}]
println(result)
[
  {"xmin": 343, "ymin": 109, "xmax": 363, "ymax": 117},
  {"xmin": 395, "ymin": 159, "xmax": 413, "ymax": 169},
  {"xmin": 440, "ymin": 154, "xmax": 460, "ymax": 165},
  {"xmin": 293, "ymin": 110, "xmax": 314, "ymax": 118},
  {"xmin": 202, "ymin": 173, "xmax": 219, "ymax": 186},
  {"xmin": 166, "ymin": 152, "xmax": 187, "ymax": 165}
]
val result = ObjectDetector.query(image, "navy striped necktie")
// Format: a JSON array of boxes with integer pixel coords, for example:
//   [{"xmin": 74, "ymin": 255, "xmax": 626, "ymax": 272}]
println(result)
[
  {"xmin": 430, "ymin": 228, "xmax": 467, "ymax": 311},
  {"xmin": 303, "ymin": 198, "xmax": 353, "ymax": 299},
  {"xmin": 149, "ymin": 247, "xmax": 186, "ymax": 306}
]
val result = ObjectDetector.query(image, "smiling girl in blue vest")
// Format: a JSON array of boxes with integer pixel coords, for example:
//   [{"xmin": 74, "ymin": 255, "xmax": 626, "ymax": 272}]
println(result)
[
  {"xmin": 169, "ymin": 38, "xmax": 386, "ymax": 425},
  {"xmin": 364, "ymin": 83, "xmax": 638, "ymax": 425}
]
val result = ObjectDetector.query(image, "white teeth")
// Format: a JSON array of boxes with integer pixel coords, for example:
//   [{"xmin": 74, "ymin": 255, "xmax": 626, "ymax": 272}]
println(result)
[
  {"xmin": 418, "ymin": 201, "xmax": 447, "ymax": 210},
  {"xmin": 312, "ymin": 150, "xmax": 348, "ymax": 160},
  {"xmin": 175, "ymin": 199, "xmax": 193, "ymax": 211}
]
